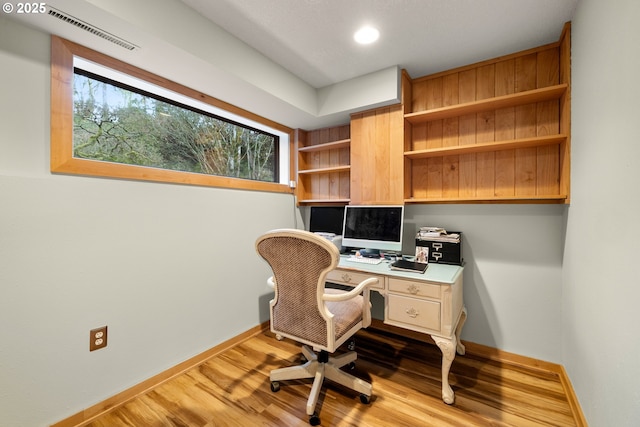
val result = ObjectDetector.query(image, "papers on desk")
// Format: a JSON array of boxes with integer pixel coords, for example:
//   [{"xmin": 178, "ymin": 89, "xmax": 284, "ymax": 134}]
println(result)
[
  {"xmin": 417, "ymin": 227, "xmax": 461, "ymax": 243},
  {"xmin": 418, "ymin": 227, "xmax": 446, "ymax": 237}
]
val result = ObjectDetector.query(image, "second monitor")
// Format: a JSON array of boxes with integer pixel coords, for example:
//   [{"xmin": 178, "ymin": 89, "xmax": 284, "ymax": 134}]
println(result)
[{"xmin": 309, "ymin": 206, "xmax": 345, "ymax": 235}]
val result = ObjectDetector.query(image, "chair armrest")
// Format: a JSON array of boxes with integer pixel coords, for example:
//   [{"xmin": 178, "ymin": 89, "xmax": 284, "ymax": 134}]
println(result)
[{"xmin": 322, "ymin": 277, "xmax": 378, "ymax": 302}]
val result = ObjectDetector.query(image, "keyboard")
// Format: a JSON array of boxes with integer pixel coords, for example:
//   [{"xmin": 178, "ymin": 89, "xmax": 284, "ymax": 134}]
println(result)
[{"xmin": 345, "ymin": 256, "xmax": 383, "ymax": 265}]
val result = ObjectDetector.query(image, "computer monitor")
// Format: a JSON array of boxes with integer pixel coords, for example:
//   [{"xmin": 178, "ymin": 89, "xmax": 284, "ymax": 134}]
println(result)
[
  {"xmin": 341, "ymin": 205, "xmax": 404, "ymax": 253},
  {"xmin": 309, "ymin": 206, "xmax": 345, "ymax": 235}
]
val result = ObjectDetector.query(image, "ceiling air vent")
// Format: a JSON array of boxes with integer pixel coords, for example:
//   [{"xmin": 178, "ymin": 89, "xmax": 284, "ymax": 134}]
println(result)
[{"xmin": 48, "ymin": 7, "xmax": 138, "ymax": 51}]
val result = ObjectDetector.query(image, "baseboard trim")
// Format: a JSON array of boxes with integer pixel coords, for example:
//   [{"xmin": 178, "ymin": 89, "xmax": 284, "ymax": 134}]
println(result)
[
  {"xmin": 51, "ymin": 322, "xmax": 270, "ymax": 427},
  {"xmin": 52, "ymin": 320, "xmax": 587, "ymax": 427},
  {"xmin": 368, "ymin": 319, "xmax": 588, "ymax": 427},
  {"xmin": 558, "ymin": 364, "xmax": 589, "ymax": 427}
]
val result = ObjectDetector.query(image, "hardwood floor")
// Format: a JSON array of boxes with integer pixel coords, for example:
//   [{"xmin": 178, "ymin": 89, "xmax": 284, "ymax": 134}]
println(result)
[{"xmin": 84, "ymin": 328, "xmax": 579, "ymax": 427}]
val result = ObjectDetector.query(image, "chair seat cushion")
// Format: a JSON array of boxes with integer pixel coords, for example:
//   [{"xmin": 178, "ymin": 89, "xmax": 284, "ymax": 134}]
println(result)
[{"xmin": 325, "ymin": 288, "xmax": 364, "ymax": 340}]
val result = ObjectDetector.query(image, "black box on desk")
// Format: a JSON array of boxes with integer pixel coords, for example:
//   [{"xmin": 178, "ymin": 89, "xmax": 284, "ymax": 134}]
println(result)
[{"xmin": 415, "ymin": 232, "xmax": 463, "ymax": 265}]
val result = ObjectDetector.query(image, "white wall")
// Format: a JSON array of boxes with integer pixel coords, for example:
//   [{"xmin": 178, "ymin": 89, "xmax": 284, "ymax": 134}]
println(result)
[
  {"xmin": 0, "ymin": 17, "xmax": 298, "ymax": 426},
  {"xmin": 403, "ymin": 204, "xmax": 565, "ymax": 361},
  {"xmin": 564, "ymin": 0, "xmax": 640, "ymax": 425}
]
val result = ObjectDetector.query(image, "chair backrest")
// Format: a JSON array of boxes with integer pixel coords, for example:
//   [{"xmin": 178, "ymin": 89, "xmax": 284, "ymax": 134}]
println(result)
[{"xmin": 255, "ymin": 229, "xmax": 340, "ymax": 348}]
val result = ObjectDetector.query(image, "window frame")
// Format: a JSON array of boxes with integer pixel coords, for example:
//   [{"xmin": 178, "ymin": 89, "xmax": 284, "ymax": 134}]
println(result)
[{"xmin": 51, "ymin": 36, "xmax": 294, "ymax": 193}]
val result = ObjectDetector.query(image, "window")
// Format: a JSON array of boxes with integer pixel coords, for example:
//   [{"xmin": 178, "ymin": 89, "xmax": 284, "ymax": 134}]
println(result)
[
  {"xmin": 51, "ymin": 37, "xmax": 293, "ymax": 193},
  {"xmin": 73, "ymin": 66, "xmax": 278, "ymax": 182}
]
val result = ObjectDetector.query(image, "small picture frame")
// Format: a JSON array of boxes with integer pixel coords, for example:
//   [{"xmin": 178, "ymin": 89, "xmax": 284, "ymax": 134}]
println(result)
[{"xmin": 415, "ymin": 246, "xmax": 429, "ymax": 264}]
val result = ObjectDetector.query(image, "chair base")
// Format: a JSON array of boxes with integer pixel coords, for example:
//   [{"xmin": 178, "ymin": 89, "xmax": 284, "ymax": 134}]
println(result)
[{"xmin": 270, "ymin": 345, "xmax": 372, "ymax": 417}]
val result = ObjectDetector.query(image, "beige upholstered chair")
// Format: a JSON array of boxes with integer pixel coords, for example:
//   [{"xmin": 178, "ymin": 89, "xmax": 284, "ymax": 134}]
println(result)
[{"xmin": 256, "ymin": 229, "xmax": 378, "ymax": 426}]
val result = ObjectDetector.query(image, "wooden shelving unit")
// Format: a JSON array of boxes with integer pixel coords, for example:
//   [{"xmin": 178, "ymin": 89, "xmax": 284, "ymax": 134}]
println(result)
[
  {"xmin": 294, "ymin": 23, "xmax": 572, "ymax": 206},
  {"xmin": 295, "ymin": 126, "xmax": 351, "ymax": 204},
  {"xmin": 403, "ymin": 22, "xmax": 571, "ymax": 204}
]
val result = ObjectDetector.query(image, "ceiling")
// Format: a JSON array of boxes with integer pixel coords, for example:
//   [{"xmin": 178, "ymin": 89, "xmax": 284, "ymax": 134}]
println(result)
[
  {"xmin": 179, "ymin": 0, "xmax": 578, "ymax": 88},
  {"xmin": 6, "ymin": 0, "xmax": 578, "ymax": 129}
]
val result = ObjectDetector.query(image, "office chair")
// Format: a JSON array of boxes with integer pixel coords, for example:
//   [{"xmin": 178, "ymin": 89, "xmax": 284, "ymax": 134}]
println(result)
[{"xmin": 256, "ymin": 229, "xmax": 378, "ymax": 426}]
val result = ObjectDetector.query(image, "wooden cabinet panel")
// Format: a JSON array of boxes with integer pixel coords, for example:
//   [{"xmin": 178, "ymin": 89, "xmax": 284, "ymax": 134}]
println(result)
[{"xmin": 350, "ymin": 104, "xmax": 405, "ymax": 205}]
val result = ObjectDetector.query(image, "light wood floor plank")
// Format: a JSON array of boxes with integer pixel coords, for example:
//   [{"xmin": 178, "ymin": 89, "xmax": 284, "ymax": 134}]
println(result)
[{"xmin": 82, "ymin": 328, "xmax": 579, "ymax": 427}]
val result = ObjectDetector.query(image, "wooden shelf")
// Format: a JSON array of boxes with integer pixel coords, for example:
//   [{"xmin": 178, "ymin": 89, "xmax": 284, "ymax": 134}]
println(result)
[
  {"xmin": 297, "ymin": 139, "xmax": 350, "ymax": 152},
  {"xmin": 297, "ymin": 165, "xmax": 350, "ymax": 175},
  {"xmin": 405, "ymin": 194, "xmax": 568, "ymax": 204},
  {"xmin": 297, "ymin": 198, "xmax": 350, "ymax": 204},
  {"xmin": 404, "ymin": 135, "xmax": 567, "ymax": 159},
  {"xmin": 404, "ymin": 84, "xmax": 568, "ymax": 124}
]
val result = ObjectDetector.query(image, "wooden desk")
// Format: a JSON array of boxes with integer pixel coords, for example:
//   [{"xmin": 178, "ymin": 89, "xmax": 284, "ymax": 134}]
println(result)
[{"xmin": 327, "ymin": 256, "xmax": 467, "ymax": 404}]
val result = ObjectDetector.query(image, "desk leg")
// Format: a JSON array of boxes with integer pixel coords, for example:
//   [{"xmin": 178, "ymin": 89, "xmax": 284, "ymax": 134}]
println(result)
[
  {"xmin": 433, "ymin": 335, "xmax": 456, "ymax": 404},
  {"xmin": 432, "ymin": 306, "xmax": 467, "ymax": 405},
  {"xmin": 455, "ymin": 306, "xmax": 467, "ymax": 355}
]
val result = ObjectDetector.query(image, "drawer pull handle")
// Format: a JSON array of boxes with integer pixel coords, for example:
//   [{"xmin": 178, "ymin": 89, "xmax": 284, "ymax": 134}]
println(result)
[
  {"xmin": 407, "ymin": 284, "xmax": 419, "ymax": 294},
  {"xmin": 406, "ymin": 307, "xmax": 419, "ymax": 318},
  {"xmin": 341, "ymin": 273, "xmax": 352, "ymax": 283}
]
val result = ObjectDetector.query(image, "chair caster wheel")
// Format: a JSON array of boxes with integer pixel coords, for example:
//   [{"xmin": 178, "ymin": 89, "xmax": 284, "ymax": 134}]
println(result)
[
  {"xmin": 348, "ymin": 361, "xmax": 356, "ymax": 370},
  {"xmin": 347, "ymin": 340, "xmax": 356, "ymax": 351},
  {"xmin": 360, "ymin": 394, "xmax": 371, "ymax": 404},
  {"xmin": 309, "ymin": 413, "xmax": 321, "ymax": 425},
  {"xmin": 270, "ymin": 381, "xmax": 280, "ymax": 392}
]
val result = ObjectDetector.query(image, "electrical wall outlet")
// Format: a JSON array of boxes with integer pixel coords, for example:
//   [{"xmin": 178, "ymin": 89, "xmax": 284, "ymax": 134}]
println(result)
[{"xmin": 90, "ymin": 326, "xmax": 108, "ymax": 351}]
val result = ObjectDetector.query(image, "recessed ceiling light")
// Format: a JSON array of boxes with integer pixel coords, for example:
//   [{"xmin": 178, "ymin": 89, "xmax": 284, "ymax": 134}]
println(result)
[{"xmin": 354, "ymin": 26, "xmax": 379, "ymax": 44}]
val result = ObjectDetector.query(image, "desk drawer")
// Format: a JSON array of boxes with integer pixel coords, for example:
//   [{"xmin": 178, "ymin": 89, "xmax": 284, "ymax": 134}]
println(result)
[
  {"xmin": 387, "ymin": 294, "xmax": 441, "ymax": 331},
  {"xmin": 326, "ymin": 269, "xmax": 384, "ymax": 290},
  {"xmin": 388, "ymin": 278, "xmax": 440, "ymax": 299}
]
